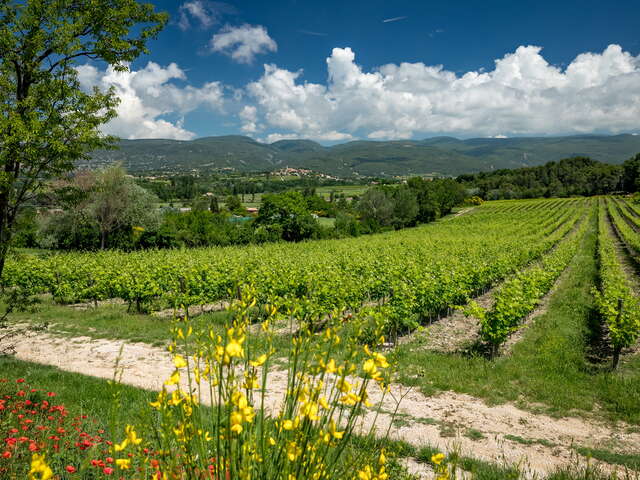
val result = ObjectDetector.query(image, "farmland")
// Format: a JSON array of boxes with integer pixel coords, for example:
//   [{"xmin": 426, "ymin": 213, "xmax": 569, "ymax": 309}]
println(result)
[{"xmin": 4, "ymin": 197, "xmax": 640, "ymax": 479}]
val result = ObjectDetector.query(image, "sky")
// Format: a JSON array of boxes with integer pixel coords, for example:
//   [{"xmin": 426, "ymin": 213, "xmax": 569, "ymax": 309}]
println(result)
[{"xmin": 76, "ymin": 0, "xmax": 640, "ymax": 144}]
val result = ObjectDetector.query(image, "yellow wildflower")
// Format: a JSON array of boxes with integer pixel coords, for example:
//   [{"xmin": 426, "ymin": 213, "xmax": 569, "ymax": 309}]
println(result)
[
  {"xmin": 372, "ymin": 352, "xmax": 389, "ymax": 368},
  {"xmin": 173, "ymin": 355, "xmax": 187, "ymax": 369},
  {"xmin": 250, "ymin": 354, "xmax": 268, "ymax": 367},
  {"xmin": 164, "ymin": 370, "xmax": 180, "ymax": 386},
  {"xmin": 322, "ymin": 420, "xmax": 344, "ymax": 443},
  {"xmin": 286, "ymin": 441, "xmax": 302, "ymax": 461},
  {"xmin": 149, "ymin": 390, "xmax": 166, "ymax": 410},
  {"xmin": 282, "ymin": 417, "xmax": 300, "ymax": 431},
  {"xmin": 339, "ymin": 392, "xmax": 359, "ymax": 406},
  {"xmin": 115, "ymin": 458, "xmax": 131, "ymax": 470},
  {"xmin": 28, "ymin": 453, "xmax": 53, "ymax": 480},
  {"xmin": 321, "ymin": 358, "xmax": 337, "ymax": 374},
  {"xmin": 337, "ymin": 378, "xmax": 352, "ymax": 393},
  {"xmin": 431, "ymin": 453, "xmax": 445, "ymax": 465},
  {"xmin": 243, "ymin": 372, "xmax": 260, "ymax": 389},
  {"xmin": 226, "ymin": 340, "xmax": 243, "ymax": 357},
  {"xmin": 230, "ymin": 391, "xmax": 255, "ymax": 434},
  {"xmin": 357, "ymin": 465, "xmax": 373, "ymax": 480}
]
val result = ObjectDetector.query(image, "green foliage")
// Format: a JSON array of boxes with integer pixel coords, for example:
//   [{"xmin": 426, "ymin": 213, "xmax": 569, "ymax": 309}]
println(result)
[
  {"xmin": 358, "ymin": 188, "xmax": 395, "ymax": 229},
  {"xmin": 458, "ymin": 157, "xmax": 625, "ymax": 200},
  {"xmin": 255, "ymin": 191, "xmax": 319, "ymax": 242},
  {"xmin": 0, "ymin": 0, "xmax": 167, "ymax": 275},
  {"xmin": 35, "ymin": 165, "xmax": 160, "ymax": 250},
  {"xmin": 4, "ymin": 198, "xmax": 585, "ymax": 319},
  {"xmin": 474, "ymin": 205, "xmax": 590, "ymax": 355},
  {"xmin": 622, "ymin": 153, "xmax": 640, "ymax": 193},
  {"xmin": 224, "ymin": 194, "xmax": 247, "ymax": 215},
  {"xmin": 406, "ymin": 177, "xmax": 467, "ymax": 222},
  {"xmin": 592, "ymin": 199, "xmax": 640, "ymax": 368}
]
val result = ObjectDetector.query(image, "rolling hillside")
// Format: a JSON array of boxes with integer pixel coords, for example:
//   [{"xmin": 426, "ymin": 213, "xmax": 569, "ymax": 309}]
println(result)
[{"xmin": 86, "ymin": 134, "xmax": 640, "ymax": 177}]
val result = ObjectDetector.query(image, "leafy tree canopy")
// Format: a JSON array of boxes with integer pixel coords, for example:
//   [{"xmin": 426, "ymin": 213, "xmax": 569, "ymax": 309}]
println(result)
[{"xmin": 0, "ymin": 0, "xmax": 167, "ymax": 273}]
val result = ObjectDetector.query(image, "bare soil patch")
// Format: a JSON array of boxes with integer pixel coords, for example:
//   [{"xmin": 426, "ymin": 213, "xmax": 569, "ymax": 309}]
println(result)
[{"xmin": 399, "ymin": 289, "xmax": 493, "ymax": 354}]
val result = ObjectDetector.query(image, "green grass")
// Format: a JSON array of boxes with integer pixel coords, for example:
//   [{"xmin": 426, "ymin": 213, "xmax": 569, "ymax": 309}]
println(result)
[
  {"xmin": 0, "ymin": 356, "xmax": 157, "ymax": 432},
  {"xmin": 504, "ymin": 434, "xmax": 556, "ymax": 448},
  {"xmin": 416, "ymin": 445, "xmax": 521, "ymax": 480},
  {"xmin": 391, "ymin": 211, "xmax": 640, "ymax": 424},
  {"xmin": 7, "ymin": 296, "xmax": 231, "ymax": 346},
  {"xmin": 7, "ymin": 297, "xmax": 293, "ymax": 357},
  {"xmin": 464, "ymin": 428, "xmax": 486, "ymax": 441},
  {"xmin": 575, "ymin": 446, "xmax": 640, "ymax": 471}
]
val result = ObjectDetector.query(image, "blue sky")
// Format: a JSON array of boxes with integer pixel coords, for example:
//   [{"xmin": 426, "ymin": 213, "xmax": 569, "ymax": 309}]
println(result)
[{"xmin": 77, "ymin": 0, "xmax": 640, "ymax": 143}]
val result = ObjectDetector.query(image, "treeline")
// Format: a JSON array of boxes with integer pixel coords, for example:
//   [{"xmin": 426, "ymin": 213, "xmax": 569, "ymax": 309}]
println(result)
[
  {"xmin": 15, "ymin": 166, "xmax": 467, "ymax": 251},
  {"xmin": 136, "ymin": 173, "xmax": 390, "ymax": 202},
  {"xmin": 457, "ymin": 154, "xmax": 640, "ymax": 200}
]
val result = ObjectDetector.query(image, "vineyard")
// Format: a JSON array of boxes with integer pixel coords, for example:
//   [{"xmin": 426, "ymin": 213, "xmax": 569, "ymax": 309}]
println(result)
[
  {"xmin": 8, "ymin": 198, "xmax": 586, "ymax": 326},
  {"xmin": 8, "ymin": 196, "xmax": 640, "ymax": 365},
  {"xmin": 5, "ymin": 196, "xmax": 640, "ymax": 479}
]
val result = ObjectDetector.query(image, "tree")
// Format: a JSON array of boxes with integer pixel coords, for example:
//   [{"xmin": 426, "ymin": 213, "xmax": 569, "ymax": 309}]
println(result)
[
  {"xmin": 255, "ymin": 191, "xmax": 318, "ymax": 242},
  {"xmin": 209, "ymin": 195, "xmax": 220, "ymax": 214},
  {"xmin": 0, "ymin": 0, "xmax": 167, "ymax": 274},
  {"xmin": 623, "ymin": 153, "xmax": 640, "ymax": 193},
  {"xmin": 357, "ymin": 188, "xmax": 394, "ymax": 228},
  {"xmin": 90, "ymin": 164, "xmax": 159, "ymax": 249},
  {"xmin": 391, "ymin": 186, "xmax": 418, "ymax": 228},
  {"xmin": 225, "ymin": 194, "xmax": 246, "ymax": 215}
]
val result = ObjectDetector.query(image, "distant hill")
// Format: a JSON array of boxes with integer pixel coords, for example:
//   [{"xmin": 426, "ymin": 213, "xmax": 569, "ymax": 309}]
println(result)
[{"xmin": 85, "ymin": 134, "xmax": 640, "ymax": 177}]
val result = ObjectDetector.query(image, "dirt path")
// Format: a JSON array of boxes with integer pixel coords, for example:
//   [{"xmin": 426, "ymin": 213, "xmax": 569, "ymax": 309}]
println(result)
[
  {"xmin": 12, "ymin": 330, "xmax": 640, "ymax": 478},
  {"xmin": 398, "ymin": 288, "xmax": 493, "ymax": 353}
]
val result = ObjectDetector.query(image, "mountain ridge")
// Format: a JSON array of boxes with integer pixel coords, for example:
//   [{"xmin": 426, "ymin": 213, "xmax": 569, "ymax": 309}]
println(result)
[{"xmin": 86, "ymin": 133, "xmax": 640, "ymax": 177}]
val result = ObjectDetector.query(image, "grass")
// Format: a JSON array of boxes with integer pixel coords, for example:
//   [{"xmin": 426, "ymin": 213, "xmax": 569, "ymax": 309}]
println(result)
[
  {"xmin": 7, "ymin": 297, "xmax": 293, "ymax": 357},
  {"xmin": 464, "ymin": 428, "xmax": 486, "ymax": 441},
  {"xmin": 575, "ymin": 446, "xmax": 640, "ymax": 471},
  {"xmin": 391, "ymin": 210, "xmax": 640, "ymax": 424},
  {"xmin": 0, "ymin": 356, "xmax": 157, "ymax": 433},
  {"xmin": 7, "ymin": 296, "xmax": 231, "ymax": 346},
  {"xmin": 504, "ymin": 434, "xmax": 556, "ymax": 448},
  {"xmin": 416, "ymin": 445, "xmax": 521, "ymax": 480}
]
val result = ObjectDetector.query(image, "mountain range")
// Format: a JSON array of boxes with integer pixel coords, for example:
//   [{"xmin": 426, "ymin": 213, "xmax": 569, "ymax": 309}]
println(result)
[{"xmin": 86, "ymin": 134, "xmax": 640, "ymax": 177}]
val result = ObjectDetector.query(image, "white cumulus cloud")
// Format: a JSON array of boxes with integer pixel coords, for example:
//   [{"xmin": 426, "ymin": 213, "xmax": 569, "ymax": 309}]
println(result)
[
  {"xmin": 210, "ymin": 24, "xmax": 277, "ymax": 64},
  {"xmin": 244, "ymin": 44, "xmax": 640, "ymax": 140},
  {"xmin": 77, "ymin": 62, "xmax": 225, "ymax": 140}
]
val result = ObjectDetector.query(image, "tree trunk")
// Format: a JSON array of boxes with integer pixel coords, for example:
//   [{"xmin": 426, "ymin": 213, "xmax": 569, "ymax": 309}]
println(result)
[
  {"xmin": 101, "ymin": 229, "xmax": 107, "ymax": 249},
  {"xmin": 612, "ymin": 346, "xmax": 621, "ymax": 370},
  {"xmin": 0, "ymin": 192, "xmax": 14, "ymax": 282}
]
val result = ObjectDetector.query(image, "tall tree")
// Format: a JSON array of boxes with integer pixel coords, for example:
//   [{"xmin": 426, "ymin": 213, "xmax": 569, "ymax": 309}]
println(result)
[
  {"xmin": 0, "ymin": 0, "xmax": 167, "ymax": 275},
  {"xmin": 358, "ymin": 188, "xmax": 394, "ymax": 228},
  {"xmin": 90, "ymin": 164, "xmax": 159, "ymax": 249}
]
